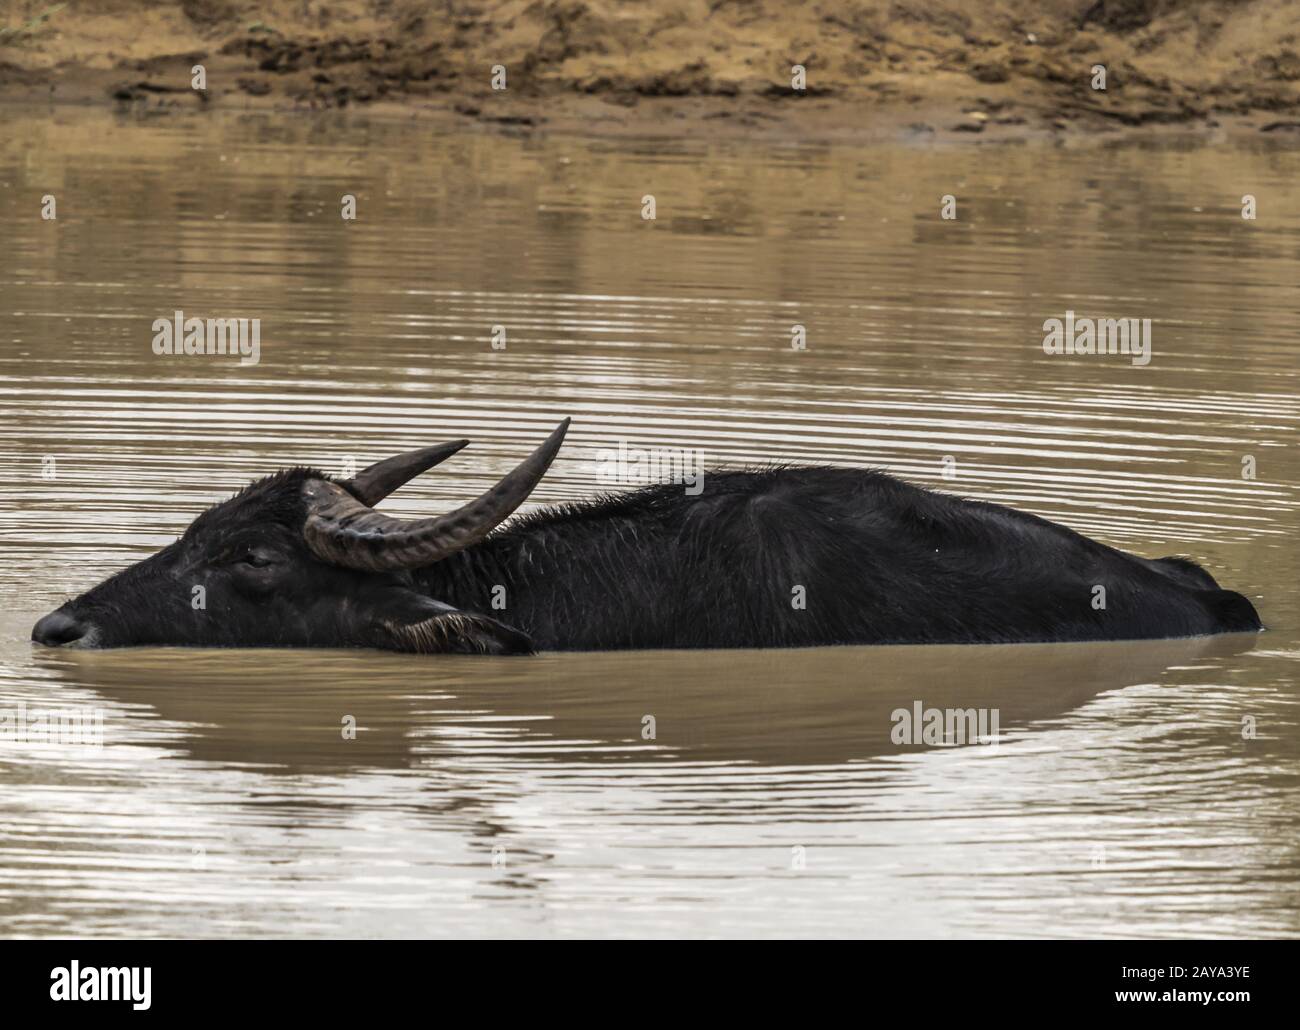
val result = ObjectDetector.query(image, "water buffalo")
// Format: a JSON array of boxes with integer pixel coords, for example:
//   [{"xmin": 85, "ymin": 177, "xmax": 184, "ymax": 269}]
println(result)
[{"xmin": 31, "ymin": 419, "xmax": 1261, "ymax": 653}]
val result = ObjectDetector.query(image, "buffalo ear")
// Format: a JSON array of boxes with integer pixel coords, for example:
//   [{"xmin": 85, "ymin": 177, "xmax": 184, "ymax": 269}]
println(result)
[
  {"xmin": 383, "ymin": 611, "xmax": 535, "ymax": 655},
  {"xmin": 369, "ymin": 590, "xmax": 534, "ymax": 655}
]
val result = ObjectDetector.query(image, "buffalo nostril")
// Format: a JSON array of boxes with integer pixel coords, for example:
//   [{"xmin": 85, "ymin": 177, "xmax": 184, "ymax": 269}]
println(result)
[{"xmin": 32, "ymin": 611, "xmax": 89, "ymax": 647}]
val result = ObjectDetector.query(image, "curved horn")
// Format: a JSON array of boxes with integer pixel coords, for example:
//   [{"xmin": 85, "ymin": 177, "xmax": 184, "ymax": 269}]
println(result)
[
  {"xmin": 346, "ymin": 438, "xmax": 469, "ymax": 506},
  {"xmin": 303, "ymin": 419, "xmax": 570, "ymax": 572}
]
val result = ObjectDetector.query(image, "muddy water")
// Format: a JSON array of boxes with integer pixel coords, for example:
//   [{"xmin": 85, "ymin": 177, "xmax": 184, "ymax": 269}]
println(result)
[{"xmin": 0, "ymin": 108, "xmax": 1297, "ymax": 938}]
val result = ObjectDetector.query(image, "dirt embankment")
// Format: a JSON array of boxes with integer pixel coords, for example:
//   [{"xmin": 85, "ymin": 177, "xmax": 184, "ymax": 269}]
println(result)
[{"xmin": 2, "ymin": 1, "xmax": 1300, "ymax": 139}]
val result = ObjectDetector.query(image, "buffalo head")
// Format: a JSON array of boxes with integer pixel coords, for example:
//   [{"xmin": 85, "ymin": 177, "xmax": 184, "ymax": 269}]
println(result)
[{"xmin": 31, "ymin": 420, "xmax": 570, "ymax": 654}]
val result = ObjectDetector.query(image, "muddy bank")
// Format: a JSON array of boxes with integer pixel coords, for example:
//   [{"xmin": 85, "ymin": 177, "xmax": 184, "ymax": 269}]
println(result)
[{"xmin": 2, "ymin": 1, "xmax": 1299, "ymax": 140}]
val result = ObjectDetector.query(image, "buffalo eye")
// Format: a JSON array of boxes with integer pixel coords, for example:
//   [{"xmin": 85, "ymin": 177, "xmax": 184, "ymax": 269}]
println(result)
[{"xmin": 224, "ymin": 548, "xmax": 283, "ymax": 593}]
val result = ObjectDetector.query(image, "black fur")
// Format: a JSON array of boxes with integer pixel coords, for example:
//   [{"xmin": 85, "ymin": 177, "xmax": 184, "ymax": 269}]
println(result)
[
  {"xmin": 33, "ymin": 464, "xmax": 1262, "ymax": 652},
  {"xmin": 423, "ymin": 467, "xmax": 1263, "ymax": 649}
]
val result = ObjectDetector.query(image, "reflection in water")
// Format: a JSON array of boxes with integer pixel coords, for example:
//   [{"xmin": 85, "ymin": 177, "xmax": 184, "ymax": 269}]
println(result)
[
  {"xmin": 0, "ymin": 109, "xmax": 1297, "ymax": 938},
  {"xmin": 28, "ymin": 633, "xmax": 1262, "ymax": 771}
]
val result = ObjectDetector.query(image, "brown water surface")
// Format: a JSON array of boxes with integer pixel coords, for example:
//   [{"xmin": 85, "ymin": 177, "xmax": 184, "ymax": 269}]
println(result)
[{"xmin": 0, "ymin": 108, "xmax": 1297, "ymax": 937}]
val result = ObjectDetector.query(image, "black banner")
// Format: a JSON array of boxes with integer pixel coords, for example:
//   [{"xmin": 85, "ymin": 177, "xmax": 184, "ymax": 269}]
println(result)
[{"xmin": 0, "ymin": 940, "xmax": 1287, "ymax": 1017}]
